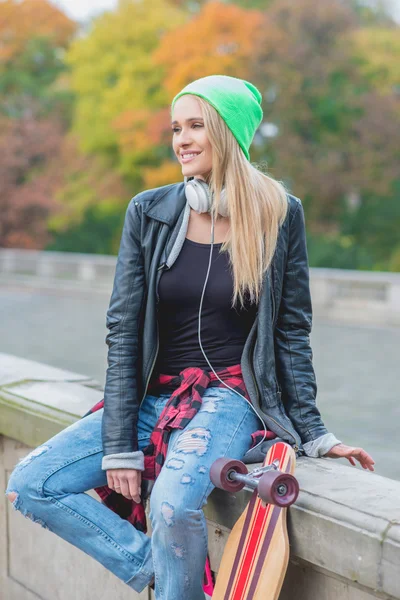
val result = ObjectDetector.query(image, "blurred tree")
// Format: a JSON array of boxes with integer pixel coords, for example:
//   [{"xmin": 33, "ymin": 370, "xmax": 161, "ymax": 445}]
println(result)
[
  {"xmin": 0, "ymin": 0, "xmax": 75, "ymax": 63},
  {"xmin": 250, "ymin": 0, "xmax": 400, "ymax": 234},
  {"xmin": 347, "ymin": 0, "xmax": 396, "ymax": 25},
  {"xmin": 0, "ymin": 115, "xmax": 64, "ymax": 248},
  {"xmin": 0, "ymin": 0, "xmax": 76, "ymax": 249},
  {"xmin": 350, "ymin": 26, "xmax": 400, "ymax": 96},
  {"xmin": 47, "ymin": 203, "xmax": 127, "ymax": 255},
  {"xmin": 141, "ymin": 161, "xmax": 183, "ymax": 190},
  {"xmin": 0, "ymin": 37, "xmax": 73, "ymax": 119},
  {"xmin": 46, "ymin": 134, "xmax": 130, "ymax": 254},
  {"xmin": 228, "ymin": 0, "xmax": 275, "ymax": 8},
  {"xmin": 66, "ymin": 0, "xmax": 187, "ymax": 164},
  {"xmin": 340, "ymin": 182, "xmax": 400, "ymax": 271},
  {"xmin": 153, "ymin": 1, "xmax": 264, "ymax": 94},
  {"xmin": 0, "ymin": 0, "xmax": 75, "ymax": 118}
]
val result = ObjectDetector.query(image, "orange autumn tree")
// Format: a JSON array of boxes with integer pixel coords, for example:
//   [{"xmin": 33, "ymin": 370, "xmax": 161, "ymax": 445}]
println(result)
[
  {"xmin": 66, "ymin": 0, "xmax": 187, "ymax": 169},
  {"xmin": 153, "ymin": 1, "xmax": 264, "ymax": 94},
  {"xmin": 0, "ymin": 0, "xmax": 76, "ymax": 248},
  {"xmin": 0, "ymin": 0, "xmax": 75, "ymax": 63}
]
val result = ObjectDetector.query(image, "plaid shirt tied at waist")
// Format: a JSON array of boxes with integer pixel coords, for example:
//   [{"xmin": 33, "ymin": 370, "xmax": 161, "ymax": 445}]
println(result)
[{"xmin": 82, "ymin": 363, "xmax": 276, "ymax": 533}]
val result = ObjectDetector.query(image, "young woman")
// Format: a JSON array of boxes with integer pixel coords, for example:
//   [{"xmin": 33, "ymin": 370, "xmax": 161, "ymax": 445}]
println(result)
[{"xmin": 5, "ymin": 75, "xmax": 374, "ymax": 599}]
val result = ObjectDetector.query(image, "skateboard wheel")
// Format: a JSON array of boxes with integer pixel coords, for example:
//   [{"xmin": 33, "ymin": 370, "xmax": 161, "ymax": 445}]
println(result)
[
  {"xmin": 257, "ymin": 471, "xmax": 299, "ymax": 507},
  {"xmin": 210, "ymin": 458, "xmax": 248, "ymax": 493}
]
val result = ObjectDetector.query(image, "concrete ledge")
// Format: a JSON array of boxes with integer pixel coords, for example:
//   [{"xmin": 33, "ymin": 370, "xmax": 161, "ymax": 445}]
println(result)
[
  {"xmin": 0, "ymin": 353, "xmax": 103, "ymax": 447},
  {"xmin": 1, "ymin": 353, "xmax": 399, "ymax": 600}
]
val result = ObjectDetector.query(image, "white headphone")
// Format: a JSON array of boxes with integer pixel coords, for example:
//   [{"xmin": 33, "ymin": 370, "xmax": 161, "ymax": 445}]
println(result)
[{"xmin": 184, "ymin": 176, "xmax": 229, "ymax": 217}]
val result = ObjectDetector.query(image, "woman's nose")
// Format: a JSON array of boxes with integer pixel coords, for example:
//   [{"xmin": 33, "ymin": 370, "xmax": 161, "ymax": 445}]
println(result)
[{"xmin": 178, "ymin": 128, "xmax": 194, "ymax": 145}]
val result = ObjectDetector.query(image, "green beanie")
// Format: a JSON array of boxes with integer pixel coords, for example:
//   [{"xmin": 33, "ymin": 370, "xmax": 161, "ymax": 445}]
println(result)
[{"xmin": 171, "ymin": 74, "xmax": 263, "ymax": 161}]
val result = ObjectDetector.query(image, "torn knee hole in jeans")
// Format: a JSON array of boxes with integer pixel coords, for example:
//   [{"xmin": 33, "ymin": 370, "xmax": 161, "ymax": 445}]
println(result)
[
  {"xmin": 200, "ymin": 395, "xmax": 220, "ymax": 413},
  {"xmin": 175, "ymin": 427, "xmax": 211, "ymax": 457},
  {"xmin": 16, "ymin": 445, "xmax": 51, "ymax": 469},
  {"xmin": 7, "ymin": 491, "xmax": 18, "ymax": 504},
  {"xmin": 161, "ymin": 502, "xmax": 175, "ymax": 527},
  {"xmin": 170, "ymin": 542, "xmax": 185, "ymax": 559},
  {"xmin": 6, "ymin": 491, "xmax": 50, "ymax": 530}
]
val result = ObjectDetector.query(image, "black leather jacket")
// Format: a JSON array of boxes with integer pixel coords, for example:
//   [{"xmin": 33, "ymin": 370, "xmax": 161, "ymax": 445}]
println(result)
[{"xmin": 102, "ymin": 182, "xmax": 330, "ymax": 460}]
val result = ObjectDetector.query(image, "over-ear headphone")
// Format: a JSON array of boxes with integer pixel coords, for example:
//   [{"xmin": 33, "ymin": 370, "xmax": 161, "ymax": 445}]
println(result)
[{"xmin": 184, "ymin": 176, "xmax": 229, "ymax": 217}]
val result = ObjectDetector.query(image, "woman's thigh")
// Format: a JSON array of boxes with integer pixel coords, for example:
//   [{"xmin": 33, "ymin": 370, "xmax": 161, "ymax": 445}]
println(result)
[
  {"xmin": 150, "ymin": 387, "xmax": 262, "ymax": 512},
  {"xmin": 7, "ymin": 393, "xmax": 161, "ymax": 496}
]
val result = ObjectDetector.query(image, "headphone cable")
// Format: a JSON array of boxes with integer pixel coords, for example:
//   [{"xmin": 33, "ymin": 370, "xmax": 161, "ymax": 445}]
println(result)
[{"xmin": 196, "ymin": 209, "xmax": 268, "ymax": 453}]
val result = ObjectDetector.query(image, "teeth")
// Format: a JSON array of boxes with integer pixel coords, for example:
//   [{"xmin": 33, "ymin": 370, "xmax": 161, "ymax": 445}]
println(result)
[{"xmin": 182, "ymin": 153, "xmax": 200, "ymax": 158}]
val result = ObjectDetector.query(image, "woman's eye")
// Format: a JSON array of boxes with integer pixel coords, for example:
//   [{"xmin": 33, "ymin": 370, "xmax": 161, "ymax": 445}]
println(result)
[{"xmin": 172, "ymin": 124, "xmax": 203, "ymax": 133}]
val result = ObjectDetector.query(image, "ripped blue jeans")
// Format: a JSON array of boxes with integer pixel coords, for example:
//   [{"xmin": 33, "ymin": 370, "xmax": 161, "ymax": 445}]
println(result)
[{"xmin": 5, "ymin": 386, "xmax": 262, "ymax": 600}]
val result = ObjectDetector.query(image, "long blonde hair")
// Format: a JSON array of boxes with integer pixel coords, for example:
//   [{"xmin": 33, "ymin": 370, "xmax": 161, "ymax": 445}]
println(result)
[{"xmin": 194, "ymin": 96, "xmax": 289, "ymax": 308}]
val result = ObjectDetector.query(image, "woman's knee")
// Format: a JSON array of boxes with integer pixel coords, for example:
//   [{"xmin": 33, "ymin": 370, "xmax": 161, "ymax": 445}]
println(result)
[
  {"xmin": 5, "ymin": 479, "xmax": 51, "ymax": 530},
  {"xmin": 150, "ymin": 499, "xmax": 200, "ymax": 533},
  {"xmin": 5, "ymin": 445, "xmax": 52, "ymax": 505},
  {"xmin": 5, "ymin": 465, "xmax": 47, "ymax": 529},
  {"xmin": 6, "ymin": 491, "xmax": 17, "ymax": 504},
  {"xmin": 6, "ymin": 465, "xmax": 39, "ymax": 504},
  {"xmin": 149, "ymin": 485, "xmax": 203, "ymax": 531}
]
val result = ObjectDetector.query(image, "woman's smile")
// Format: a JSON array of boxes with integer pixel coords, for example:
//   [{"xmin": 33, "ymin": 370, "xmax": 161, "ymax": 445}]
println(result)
[{"xmin": 180, "ymin": 151, "xmax": 203, "ymax": 163}]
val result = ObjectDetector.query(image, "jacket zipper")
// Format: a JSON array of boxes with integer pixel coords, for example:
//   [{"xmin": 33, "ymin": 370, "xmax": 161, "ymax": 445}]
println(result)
[
  {"xmin": 141, "ymin": 327, "xmax": 159, "ymax": 404},
  {"xmin": 140, "ymin": 262, "xmax": 165, "ymax": 403},
  {"xmin": 270, "ymin": 267, "xmax": 276, "ymax": 326},
  {"xmin": 269, "ymin": 266, "xmax": 283, "ymax": 394},
  {"xmin": 250, "ymin": 312, "xmax": 299, "ymax": 453}
]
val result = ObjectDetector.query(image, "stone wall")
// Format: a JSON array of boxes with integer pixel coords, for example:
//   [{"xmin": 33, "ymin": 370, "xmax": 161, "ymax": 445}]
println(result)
[
  {"xmin": 1, "ymin": 248, "xmax": 400, "ymax": 325},
  {"xmin": 1, "ymin": 353, "xmax": 399, "ymax": 600}
]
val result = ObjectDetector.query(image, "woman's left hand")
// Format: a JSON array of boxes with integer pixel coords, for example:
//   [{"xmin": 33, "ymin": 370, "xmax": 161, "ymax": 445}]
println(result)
[{"xmin": 324, "ymin": 443, "xmax": 375, "ymax": 471}]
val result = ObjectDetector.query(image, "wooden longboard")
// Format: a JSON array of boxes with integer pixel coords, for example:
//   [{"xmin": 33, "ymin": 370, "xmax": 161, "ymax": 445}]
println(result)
[{"xmin": 212, "ymin": 442, "xmax": 296, "ymax": 600}]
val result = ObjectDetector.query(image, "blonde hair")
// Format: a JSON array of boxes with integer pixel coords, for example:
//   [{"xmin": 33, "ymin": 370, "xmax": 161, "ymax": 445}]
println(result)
[{"xmin": 193, "ymin": 95, "xmax": 289, "ymax": 308}]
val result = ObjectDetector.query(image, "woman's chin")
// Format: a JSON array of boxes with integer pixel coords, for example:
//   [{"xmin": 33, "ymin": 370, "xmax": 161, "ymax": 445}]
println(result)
[{"xmin": 182, "ymin": 167, "xmax": 211, "ymax": 182}]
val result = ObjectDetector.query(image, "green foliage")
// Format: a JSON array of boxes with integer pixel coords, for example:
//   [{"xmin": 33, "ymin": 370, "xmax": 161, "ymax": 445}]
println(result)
[
  {"xmin": 307, "ymin": 179, "xmax": 400, "ymax": 271},
  {"xmin": 46, "ymin": 202, "xmax": 126, "ymax": 255},
  {"xmin": 65, "ymin": 0, "xmax": 187, "ymax": 157},
  {"xmin": 0, "ymin": 37, "xmax": 72, "ymax": 119},
  {"xmin": 340, "ymin": 182, "xmax": 400, "ymax": 270},
  {"xmin": 307, "ymin": 233, "xmax": 375, "ymax": 270},
  {"xmin": 227, "ymin": 0, "xmax": 274, "ymax": 8}
]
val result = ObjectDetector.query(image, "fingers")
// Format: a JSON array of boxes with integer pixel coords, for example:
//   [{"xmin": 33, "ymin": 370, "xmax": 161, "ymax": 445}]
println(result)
[
  {"xmin": 107, "ymin": 472, "xmax": 115, "ymax": 489},
  {"xmin": 129, "ymin": 472, "xmax": 142, "ymax": 503},
  {"xmin": 106, "ymin": 469, "xmax": 142, "ymax": 501},
  {"xmin": 347, "ymin": 448, "xmax": 375, "ymax": 471},
  {"xmin": 326, "ymin": 445, "xmax": 375, "ymax": 471},
  {"xmin": 358, "ymin": 449, "xmax": 375, "ymax": 471},
  {"xmin": 120, "ymin": 478, "xmax": 131, "ymax": 499}
]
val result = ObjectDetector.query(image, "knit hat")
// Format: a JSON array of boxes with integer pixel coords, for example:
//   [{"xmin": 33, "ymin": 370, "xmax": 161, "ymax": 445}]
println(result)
[{"xmin": 171, "ymin": 75, "xmax": 263, "ymax": 161}]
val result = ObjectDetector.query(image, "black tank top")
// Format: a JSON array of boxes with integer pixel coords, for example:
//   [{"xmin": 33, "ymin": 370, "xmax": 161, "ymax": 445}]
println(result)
[{"xmin": 155, "ymin": 237, "xmax": 258, "ymax": 375}]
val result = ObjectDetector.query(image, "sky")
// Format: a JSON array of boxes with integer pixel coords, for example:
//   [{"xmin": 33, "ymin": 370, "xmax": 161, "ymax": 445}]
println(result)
[
  {"xmin": 50, "ymin": 0, "xmax": 118, "ymax": 21},
  {"xmin": 50, "ymin": 0, "xmax": 400, "ymax": 22}
]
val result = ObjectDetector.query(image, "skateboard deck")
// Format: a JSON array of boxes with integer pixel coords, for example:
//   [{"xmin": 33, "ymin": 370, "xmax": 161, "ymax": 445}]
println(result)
[{"xmin": 211, "ymin": 441, "xmax": 298, "ymax": 600}]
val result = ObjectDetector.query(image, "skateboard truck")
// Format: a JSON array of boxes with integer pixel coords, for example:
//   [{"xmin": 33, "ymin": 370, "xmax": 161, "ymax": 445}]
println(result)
[{"xmin": 210, "ymin": 457, "xmax": 299, "ymax": 507}]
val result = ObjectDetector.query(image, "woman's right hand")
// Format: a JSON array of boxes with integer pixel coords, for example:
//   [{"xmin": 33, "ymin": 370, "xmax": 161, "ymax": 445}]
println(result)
[
  {"xmin": 106, "ymin": 468, "xmax": 142, "ymax": 502},
  {"xmin": 324, "ymin": 443, "xmax": 375, "ymax": 471}
]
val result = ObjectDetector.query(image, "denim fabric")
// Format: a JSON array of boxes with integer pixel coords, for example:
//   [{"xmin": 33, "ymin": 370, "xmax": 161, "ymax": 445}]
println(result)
[{"xmin": 5, "ymin": 386, "xmax": 262, "ymax": 599}]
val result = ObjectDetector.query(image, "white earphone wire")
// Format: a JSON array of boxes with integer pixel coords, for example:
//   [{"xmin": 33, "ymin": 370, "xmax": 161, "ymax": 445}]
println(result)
[{"xmin": 196, "ymin": 207, "xmax": 268, "ymax": 453}]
